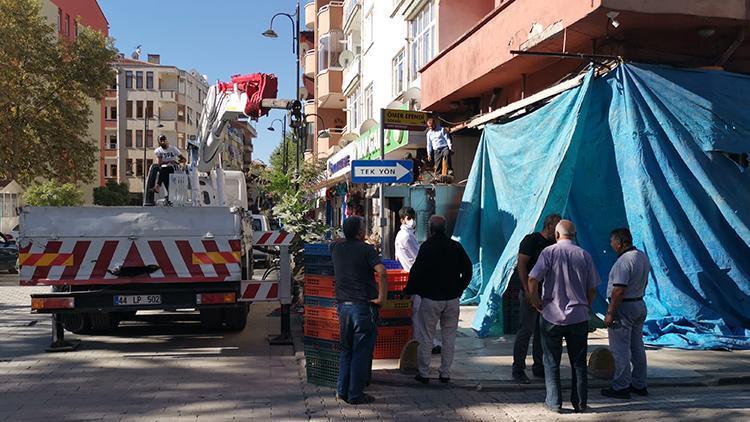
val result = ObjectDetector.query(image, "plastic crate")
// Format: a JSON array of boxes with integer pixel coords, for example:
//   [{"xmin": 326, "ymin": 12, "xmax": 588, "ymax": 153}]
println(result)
[
  {"xmin": 382, "ymin": 299, "xmax": 411, "ymax": 310},
  {"xmin": 304, "ymin": 305, "xmax": 339, "ymax": 321},
  {"xmin": 305, "ymin": 348, "xmax": 339, "ymax": 387},
  {"xmin": 305, "ymin": 285, "xmax": 335, "ymax": 299},
  {"xmin": 305, "ymin": 263, "xmax": 335, "ymax": 276},
  {"xmin": 382, "ymin": 259, "xmax": 402, "ymax": 270},
  {"xmin": 304, "ymin": 336, "xmax": 341, "ymax": 352},
  {"xmin": 303, "ymin": 295, "xmax": 337, "ymax": 309},
  {"xmin": 304, "ymin": 325, "xmax": 340, "ymax": 341},
  {"xmin": 387, "ymin": 290, "xmax": 411, "ymax": 300},
  {"xmin": 377, "ymin": 317, "xmax": 412, "ymax": 327},
  {"xmin": 385, "ymin": 270, "xmax": 409, "ymax": 292},
  {"xmin": 304, "ymin": 243, "xmax": 332, "ymax": 256},
  {"xmin": 379, "ymin": 307, "xmax": 412, "ymax": 319},
  {"xmin": 305, "ymin": 316, "xmax": 340, "ymax": 331},
  {"xmin": 305, "ymin": 254, "xmax": 334, "ymax": 266},
  {"xmin": 304, "ymin": 274, "xmax": 335, "ymax": 290},
  {"xmin": 373, "ymin": 326, "xmax": 413, "ymax": 359}
]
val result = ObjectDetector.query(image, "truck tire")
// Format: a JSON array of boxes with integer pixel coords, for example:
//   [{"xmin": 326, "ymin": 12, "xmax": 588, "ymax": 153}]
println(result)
[
  {"xmin": 63, "ymin": 313, "xmax": 91, "ymax": 334},
  {"xmin": 90, "ymin": 312, "xmax": 119, "ymax": 332},
  {"xmin": 224, "ymin": 304, "xmax": 249, "ymax": 331},
  {"xmin": 200, "ymin": 308, "xmax": 224, "ymax": 330}
]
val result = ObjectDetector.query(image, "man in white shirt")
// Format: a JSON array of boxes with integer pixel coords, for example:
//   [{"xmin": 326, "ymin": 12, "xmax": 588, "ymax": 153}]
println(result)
[
  {"xmin": 426, "ymin": 117, "xmax": 453, "ymax": 177},
  {"xmin": 153, "ymin": 135, "xmax": 185, "ymax": 196},
  {"xmin": 395, "ymin": 207, "xmax": 441, "ymax": 353}
]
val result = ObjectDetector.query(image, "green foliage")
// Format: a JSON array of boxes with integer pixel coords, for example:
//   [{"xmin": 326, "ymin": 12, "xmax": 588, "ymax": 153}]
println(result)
[
  {"xmin": 93, "ymin": 180, "xmax": 130, "ymax": 206},
  {"xmin": 268, "ymin": 134, "xmax": 296, "ymax": 176},
  {"xmin": 0, "ymin": 0, "xmax": 118, "ymax": 185},
  {"xmin": 23, "ymin": 180, "xmax": 83, "ymax": 206}
]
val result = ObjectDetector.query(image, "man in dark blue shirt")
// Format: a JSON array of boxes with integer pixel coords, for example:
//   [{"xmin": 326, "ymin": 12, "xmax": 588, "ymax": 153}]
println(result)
[{"xmin": 331, "ymin": 216, "xmax": 387, "ymax": 405}]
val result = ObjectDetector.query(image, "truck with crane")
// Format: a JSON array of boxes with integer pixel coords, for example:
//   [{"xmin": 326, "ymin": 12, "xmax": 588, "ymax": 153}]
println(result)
[{"xmin": 18, "ymin": 73, "xmax": 300, "ymax": 350}]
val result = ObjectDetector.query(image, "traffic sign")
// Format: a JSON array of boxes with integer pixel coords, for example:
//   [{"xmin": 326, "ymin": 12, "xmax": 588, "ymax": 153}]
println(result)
[
  {"xmin": 351, "ymin": 160, "xmax": 414, "ymax": 184},
  {"xmin": 382, "ymin": 109, "xmax": 429, "ymax": 131}
]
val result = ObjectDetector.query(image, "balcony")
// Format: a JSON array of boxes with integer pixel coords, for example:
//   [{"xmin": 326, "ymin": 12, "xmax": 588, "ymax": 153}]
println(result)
[
  {"xmin": 304, "ymin": 1, "xmax": 315, "ymax": 29},
  {"xmin": 343, "ymin": 0, "xmax": 360, "ymax": 31},
  {"xmin": 342, "ymin": 55, "xmax": 360, "ymax": 93},
  {"xmin": 105, "ymin": 88, "xmax": 117, "ymax": 99},
  {"xmin": 316, "ymin": 128, "xmax": 345, "ymax": 160},
  {"xmin": 160, "ymin": 90, "xmax": 176, "ymax": 102},
  {"xmin": 304, "ymin": 49, "xmax": 316, "ymax": 78},
  {"xmin": 104, "ymin": 119, "xmax": 117, "ymax": 129},
  {"xmin": 304, "ymin": 99, "xmax": 316, "ymax": 117},
  {"xmin": 317, "ymin": 70, "xmax": 345, "ymax": 109},
  {"xmin": 317, "ymin": 1, "xmax": 344, "ymax": 35}
]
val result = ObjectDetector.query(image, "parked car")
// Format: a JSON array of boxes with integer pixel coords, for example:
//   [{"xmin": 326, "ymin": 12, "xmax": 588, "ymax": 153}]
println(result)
[
  {"xmin": 251, "ymin": 214, "xmax": 273, "ymax": 268},
  {"xmin": 0, "ymin": 233, "xmax": 18, "ymax": 274},
  {"xmin": 3, "ymin": 224, "xmax": 19, "ymax": 241}
]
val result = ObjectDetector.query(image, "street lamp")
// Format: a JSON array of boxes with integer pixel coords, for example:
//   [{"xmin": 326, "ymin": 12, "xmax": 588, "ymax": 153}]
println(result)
[
  {"xmin": 263, "ymin": 1, "xmax": 303, "ymax": 184},
  {"xmin": 142, "ymin": 113, "xmax": 163, "ymax": 201},
  {"xmin": 268, "ymin": 117, "xmax": 288, "ymax": 173}
]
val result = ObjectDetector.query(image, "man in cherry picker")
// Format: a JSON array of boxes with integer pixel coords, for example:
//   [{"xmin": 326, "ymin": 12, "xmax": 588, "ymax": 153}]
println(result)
[{"xmin": 152, "ymin": 134, "xmax": 186, "ymax": 198}]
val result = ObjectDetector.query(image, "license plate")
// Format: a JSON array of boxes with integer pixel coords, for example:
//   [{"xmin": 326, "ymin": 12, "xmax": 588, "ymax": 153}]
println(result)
[{"xmin": 114, "ymin": 295, "xmax": 161, "ymax": 306}]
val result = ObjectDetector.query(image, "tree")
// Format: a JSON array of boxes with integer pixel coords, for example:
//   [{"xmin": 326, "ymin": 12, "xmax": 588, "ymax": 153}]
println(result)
[
  {"xmin": 0, "ymin": 0, "xmax": 118, "ymax": 186},
  {"xmin": 268, "ymin": 134, "xmax": 296, "ymax": 176},
  {"xmin": 23, "ymin": 180, "xmax": 83, "ymax": 206},
  {"xmin": 93, "ymin": 180, "xmax": 130, "ymax": 206}
]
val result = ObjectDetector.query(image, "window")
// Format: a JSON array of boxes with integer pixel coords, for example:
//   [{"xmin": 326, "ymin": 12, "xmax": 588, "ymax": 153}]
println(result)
[
  {"xmin": 126, "ymin": 101, "xmax": 133, "ymax": 118},
  {"xmin": 146, "ymin": 159, "xmax": 153, "ymax": 170},
  {"xmin": 146, "ymin": 71, "xmax": 154, "ymax": 89},
  {"xmin": 57, "ymin": 8, "xmax": 62, "ymax": 33},
  {"xmin": 364, "ymin": 83, "xmax": 374, "ymax": 120},
  {"xmin": 135, "ymin": 71, "xmax": 143, "ymax": 89},
  {"xmin": 409, "ymin": 0, "xmax": 436, "ymax": 81},
  {"xmin": 107, "ymin": 135, "xmax": 117, "ymax": 149},
  {"xmin": 109, "ymin": 164, "xmax": 117, "ymax": 178},
  {"xmin": 178, "ymin": 133, "xmax": 185, "ymax": 149},
  {"xmin": 177, "ymin": 105, "xmax": 185, "ymax": 122},
  {"xmin": 146, "ymin": 100, "xmax": 153, "ymax": 118},
  {"xmin": 65, "ymin": 14, "xmax": 70, "ymax": 37},
  {"xmin": 108, "ymin": 106, "xmax": 117, "ymax": 120},
  {"xmin": 318, "ymin": 31, "xmax": 344, "ymax": 73},
  {"xmin": 136, "ymin": 130, "xmax": 143, "ymax": 148},
  {"xmin": 179, "ymin": 77, "xmax": 186, "ymax": 94},
  {"xmin": 125, "ymin": 159, "xmax": 133, "ymax": 176},
  {"xmin": 347, "ymin": 85, "xmax": 362, "ymax": 131},
  {"xmin": 136, "ymin": 101, "xmax": 143, "ymax": 118},
  {"xmin": 135, "ymin": 159, "xmax": 144, "ymax": 177},
  {"xmin": 145, "ymin": 130, "xmax": 153, "ymax": 148},
  {"xmin": 126, "ymin": 130, "xmax": 132, "ymax": 147},
  {"xmin": 125, "ymin": 71, "xmax": 133, "ymax": 89},
  {"xmin": 392, "ymin": 49, "xmax": 405, "ymax": 97},
  {"xmin": 187, "ymin": 107, "xmax": 193, "ymax": 125},
  {"xmin": 362, "ymin": 8, "xmax": 374, "ymax": 51}
]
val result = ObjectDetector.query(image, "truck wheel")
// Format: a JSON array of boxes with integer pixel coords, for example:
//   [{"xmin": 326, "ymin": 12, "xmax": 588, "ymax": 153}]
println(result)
[
  {"xmin": 200, "ymin": 309, "xmax": 224, "ymax": 330},
  {"xmin": 224, "ymin": 304, "xmax": 249, "ymax": 331},
  {"xmin": 90, "ymin": 312, "xmax": 119, "ymax": 332},
  {"xmin": 63, "ymin": 313, "xmax": 91, "ymax": 334}
]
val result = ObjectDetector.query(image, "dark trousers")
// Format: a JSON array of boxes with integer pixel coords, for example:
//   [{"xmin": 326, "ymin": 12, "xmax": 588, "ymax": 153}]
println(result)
[
  {"xmin": 540, "ymin": 318, "xmax": 589, "ymax": 410},
  {"xmin": 156, "ymin": 164, "xmax": 176, "ymax": 194},
  {"xmin": 512, "ymin": 290, "xmax": 544, "ymax": 376},
  {"xmin": 434, "ymin": 147, "xmax": 453, "ymax": 175},
  {"xmin": 336, "ymin": 302, "xmax": 378, "ymax": 401}
]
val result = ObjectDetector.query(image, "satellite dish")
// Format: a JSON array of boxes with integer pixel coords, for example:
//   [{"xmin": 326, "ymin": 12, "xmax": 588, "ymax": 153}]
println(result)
[
  {"xmin": 300, "ymin": 42, "xmax": 311, "ymax": 56},
  {"xmin": 359, "ymin": 118, "xmax": 377, "ymax": 135},
  {"xmin": 340, "ymin": 132, "xmax": 358, "ymax": 146},
  {"xmin": 402, "ymin": 86, "xmax": 421, "ymax": 102},
  {"xmin": 386, "ymin": 100, "xmax": 403, "ymax": 109},
  {"xmin": 298, "ymin": 86, "xmax": 309, "ymax": 99},
  {"xmin": 338, "ymin": 50, "xmax": 355, "ymax": 68}
]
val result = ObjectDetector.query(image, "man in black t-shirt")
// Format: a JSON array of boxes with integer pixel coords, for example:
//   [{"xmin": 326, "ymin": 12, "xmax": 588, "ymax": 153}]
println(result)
[
  {"xmin": 331, "ymin": 216, "xmax": 387, "ymax": 405},
  {"xmin": 512, "ymin": 213, "xmax": 561, "ymax": 383}
]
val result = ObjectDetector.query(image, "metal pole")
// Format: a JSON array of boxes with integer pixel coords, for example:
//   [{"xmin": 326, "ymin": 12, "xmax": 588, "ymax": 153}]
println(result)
[
  {"xmin": 282, "ymin": 119, "xmax": 287, "ymax": 174},
  {"xmin": 294, "ymin": 0, "xmax": 302, "ymax": 188},
  {"xmin": 142, "ymin": 116, "xmax": 148, "ymax": 204},
  {"xmin": 379, "ymin": 108, "xmax": 386, "ymax": 255}
]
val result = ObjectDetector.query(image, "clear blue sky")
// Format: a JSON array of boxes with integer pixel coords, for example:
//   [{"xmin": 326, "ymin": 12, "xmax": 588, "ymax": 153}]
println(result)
[{"xmin": 99, "ymin": 0, "xmax": 300, "ymax": 164}]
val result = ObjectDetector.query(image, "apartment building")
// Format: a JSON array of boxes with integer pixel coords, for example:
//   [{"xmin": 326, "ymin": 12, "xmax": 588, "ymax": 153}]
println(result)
[{"xmin": 108, "ymin": 55, "xmax": 210, "ymax": 199}]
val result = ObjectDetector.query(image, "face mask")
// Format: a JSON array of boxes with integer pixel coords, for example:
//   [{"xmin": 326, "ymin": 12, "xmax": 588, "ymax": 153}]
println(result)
[{"xmin": 405, "ymin": 219, "xmax": 416, "ymax": 229}]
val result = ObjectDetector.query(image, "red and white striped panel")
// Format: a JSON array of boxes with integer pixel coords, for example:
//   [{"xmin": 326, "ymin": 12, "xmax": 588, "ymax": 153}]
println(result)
[
  {"xmin": 239, "ymin": 281, "xmax": 278, "ymax": 302},
  {"xmin": 253, "ymin": 231, "xmax": 293, "ymax": 246},
  {"xmin": 19, "ymin": 238, "xmax": 242, "ymax": 286}
]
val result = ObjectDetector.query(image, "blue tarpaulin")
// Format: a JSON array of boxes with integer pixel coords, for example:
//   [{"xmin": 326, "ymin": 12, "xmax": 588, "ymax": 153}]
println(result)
[{"xmin": 453, "ymin": 63, "xmax": 750, "ymax": 349}]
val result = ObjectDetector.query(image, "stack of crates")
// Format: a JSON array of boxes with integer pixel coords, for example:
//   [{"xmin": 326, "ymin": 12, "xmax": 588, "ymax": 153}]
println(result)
[{"xmin": 303, "ymin": 244, "xmax": 413, "ymax": 388}]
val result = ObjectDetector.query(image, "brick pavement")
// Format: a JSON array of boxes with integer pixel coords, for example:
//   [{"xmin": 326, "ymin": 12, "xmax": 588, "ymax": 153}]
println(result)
[{"xmin": 2, "ymin": 282, "xmax": 750, "ymax": 421}]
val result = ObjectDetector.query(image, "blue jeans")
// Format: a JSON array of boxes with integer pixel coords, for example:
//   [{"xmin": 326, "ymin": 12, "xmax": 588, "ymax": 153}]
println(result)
[
  {"xmin": 540, "ymin": 318, "xmax": 589, "ymax": 410},
  {"xmin": 337, "ymin": 302, "xmax": 378, "ymax": 400},
  {"xmin": 608, "ymin": 300, "xmax": 648, "ymax": 391}
]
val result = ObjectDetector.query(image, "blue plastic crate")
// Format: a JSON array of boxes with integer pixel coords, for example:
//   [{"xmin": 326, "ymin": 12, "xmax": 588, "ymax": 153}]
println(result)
[
  {"xmin": 304, "ymin": 254, "xmax": 333, "ymax": 266},
  {"xmin": 304, "ymin": 295, "xmax": 337, "ymax": 309},
  {"xmin": 305, "ymin": 263, "xmax": 335, "ymax": 276},
  {"xmin": 304, "ymin": 243, "xmax": 332, "ymax": 256},
  {"xmin": 382, "ymin": 259, "xmax": 403, "ymax": 270}
]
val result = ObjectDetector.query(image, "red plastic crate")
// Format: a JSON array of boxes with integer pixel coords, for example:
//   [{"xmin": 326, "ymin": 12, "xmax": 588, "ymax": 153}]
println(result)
[
  {"xmin": 304, "ymin": 305, "xmax": 339, "ymax": 321},
  {"xmin": 379, "ymin": 307, "xmax": 412, "ymax": 318},
  {"xmin": 305, "ymin": 285, "xmax": 335, "ymax": 298},
  {"xmin": 374, "ymin": 326, "xmax": 413, "ymax": 359},
  {"xmin": 386, "ymin": 270, "xmax": 409, "ymax": 292},
  {"xmin": 304, "ymin": 325, "xmax": 341, "ymax": 341},
  {"xmin": 382, "ymin": 299, "xmax": 411, "ymax": 310},
  {"xmin": 304, "ymin": 274, "xmax": 335, "ymax": 290},
  {"xmin": 305, "ymin": 316, "xmax": 340, "ymax": 331}
]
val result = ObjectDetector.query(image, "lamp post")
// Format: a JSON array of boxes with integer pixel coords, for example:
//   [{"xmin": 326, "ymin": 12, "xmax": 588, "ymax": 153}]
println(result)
[
  {"xmin": 142, "ymin": 112, "xmax": 163, "ymax": 202},
  {"xmin": 263, "ymin": 1, "xmax": 302, "ymax": 184},
  {"xmin": 302, "ymin": 113, "xmax": 331, "ymax": 155},
  {"xmin": 268, "ymin": 117, "xmax": 288, "ymax": 174}
]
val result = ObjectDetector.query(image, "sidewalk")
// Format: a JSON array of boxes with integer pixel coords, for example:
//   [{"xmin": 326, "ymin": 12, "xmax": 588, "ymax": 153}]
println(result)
[{"xmin": 368, "ymin": 306, "xmax": 750, "ymax": 390}]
